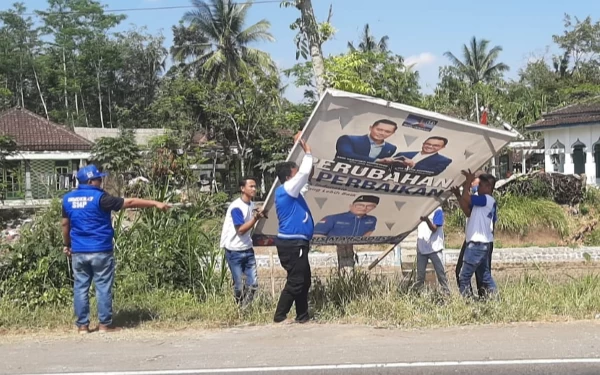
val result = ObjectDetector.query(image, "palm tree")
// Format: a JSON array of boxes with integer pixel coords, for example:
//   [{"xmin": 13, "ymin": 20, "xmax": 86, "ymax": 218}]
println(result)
[
  {"xmin": 444, "ymin": 36, "xmax": 509, "ymax": 85},
  {"xmin": 348, "ymin": 24, "xmax": 389, "ymax": 53},
  {"xmin": 173, "ymin": 0, "xmax": 276, "ymax": 83}
]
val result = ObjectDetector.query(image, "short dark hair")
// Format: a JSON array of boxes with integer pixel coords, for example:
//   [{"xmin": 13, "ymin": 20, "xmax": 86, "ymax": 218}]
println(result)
[
  {"xmin": 239, "ymin": 176, "xmax": 257, "ymax": 189},
  {"xmin": 372, "ymin": 119, "xmax": 398, "ymax": 130},
  {"xmin": 478, "ymin": 173, "xmax": 496, "ymax": 189},
  {"xmin": 426, "ymin": 136, "xmax": 449, "ymax": 146},
  {"xmin": 275, "ymin": 162, "xmax": 298, "ymax": 184}
]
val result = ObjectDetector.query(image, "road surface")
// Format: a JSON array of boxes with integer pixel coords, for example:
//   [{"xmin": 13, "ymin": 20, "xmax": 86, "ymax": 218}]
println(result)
[{"xmin": 2, "ymin": 321, "xmax": 600, "ymax": 375}]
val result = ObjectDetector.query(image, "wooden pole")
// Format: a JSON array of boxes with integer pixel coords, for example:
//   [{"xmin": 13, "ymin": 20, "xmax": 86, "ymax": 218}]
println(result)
[{"xmin": 367, "ymin": 243, "xmax": 397, "ymax": 271}]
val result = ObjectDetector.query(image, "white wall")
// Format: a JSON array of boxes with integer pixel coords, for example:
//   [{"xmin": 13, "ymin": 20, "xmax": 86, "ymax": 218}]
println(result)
[{"xmin": 543, "ymin": 123, "xmax": 600, "ymax": 184}]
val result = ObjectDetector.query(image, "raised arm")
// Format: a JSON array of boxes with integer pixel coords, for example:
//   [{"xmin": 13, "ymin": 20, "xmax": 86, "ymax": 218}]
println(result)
[
  {"xmin": 284, "ymin": 154, "xmax": 313, "ymax": 198},
  {"xmin": 283, "ymin": 139, "xmax": 313, "ymax": 198}
]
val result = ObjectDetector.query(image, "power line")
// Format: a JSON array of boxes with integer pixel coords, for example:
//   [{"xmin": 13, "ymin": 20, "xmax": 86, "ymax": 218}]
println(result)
[{"xmin": 20, "ymin": 1, "xmax": 283, "ymax": 17}]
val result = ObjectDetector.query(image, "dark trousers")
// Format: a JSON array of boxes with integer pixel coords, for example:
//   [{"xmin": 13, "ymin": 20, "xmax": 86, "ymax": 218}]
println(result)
[
  {"xmin": 274, "ymin": 238, "xmax": 311, "ymax": 322},
  {"xmin": 456, "ymin": 240, "xmax": 494, "ymax": 296}
]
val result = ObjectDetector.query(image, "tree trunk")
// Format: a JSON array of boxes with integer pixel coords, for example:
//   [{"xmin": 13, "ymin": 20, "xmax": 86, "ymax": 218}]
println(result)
[
  {"xmin": 62, "ymin": 47, "xmax": 70, "ymax": 123},
  {"xmin": 31, "ymin": 62, "xmax": 49, "ymax": 121},
  {"xmin": 298, "ymin": 0, "xmax": 327, "ymax": 96},
  {"xmin": 96, "ymin": 59, "xmax": 105, "ymax": 128},
  {"xmin": 75, "ymin": 92, "xmax": 79, "ymax": 116},
  {"xmin": 79, "ymin": 88, "xmax": 89, "ymax": 127},
  {"xmin": 108, "ymin": 88, "xmax": 113, "ymax": 128},
  {"xmin": 19, "ymin": 55, "xmax": 25, "ymax": 108}
]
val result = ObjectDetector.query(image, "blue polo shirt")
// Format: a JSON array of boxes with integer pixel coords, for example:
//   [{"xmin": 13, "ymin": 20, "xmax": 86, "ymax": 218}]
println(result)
[{"xmin": 314, "ymin": 212, "xmax": 377, "ymax": 237}]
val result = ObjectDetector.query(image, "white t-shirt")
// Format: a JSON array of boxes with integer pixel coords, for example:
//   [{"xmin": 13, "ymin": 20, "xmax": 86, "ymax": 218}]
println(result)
[
  {"xmin": 417, "ymin": 207, "xmax": 445, "ymax": 255},
  {"xmin": 465, "ymin": 194, "xmax": 497, "ymax": 243},
  {"xmin": 220, "ymin": 198, "xmax": 255, "ymax": 251}
]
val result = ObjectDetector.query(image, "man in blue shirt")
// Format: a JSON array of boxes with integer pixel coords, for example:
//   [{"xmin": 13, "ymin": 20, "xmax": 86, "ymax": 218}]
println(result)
[
  {"xmin": 273, "ymin": 139, "xmax": 314, "ymax": 323},
  {"xmin": 314, "ymin": 195, "xmax": 379, "ymax": 237},
  {"xmin": 62, "ymin": 165, "xmax": 170, "ymax": 334}
]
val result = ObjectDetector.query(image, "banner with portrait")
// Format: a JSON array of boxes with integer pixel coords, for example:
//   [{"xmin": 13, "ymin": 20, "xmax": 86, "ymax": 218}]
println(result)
[{"xmin": 253, "ymin": 89, "xmax": 516, "ymax": 246}]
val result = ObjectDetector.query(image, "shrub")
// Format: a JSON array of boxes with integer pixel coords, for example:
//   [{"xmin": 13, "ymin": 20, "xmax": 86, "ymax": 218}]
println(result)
[
  {"xmin": 0, "ymin": 200, "xmax": 72, "ymax": 307},
  {"xmin": 444, "ymin": 194, "xmax": 568, "ymax": 237},
  {"xmin": 494, "ymin": 195, "xmax": 568, "ymax": 237},
  {"xmin": 0, "ymin": 190, "xmax": 230, "ymax": 308}
]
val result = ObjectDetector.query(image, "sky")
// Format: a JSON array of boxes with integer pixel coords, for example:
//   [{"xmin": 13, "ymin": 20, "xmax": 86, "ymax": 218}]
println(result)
[{"xmin": 18, "ymin": 0, "xmax": 600, "ymax": 102}]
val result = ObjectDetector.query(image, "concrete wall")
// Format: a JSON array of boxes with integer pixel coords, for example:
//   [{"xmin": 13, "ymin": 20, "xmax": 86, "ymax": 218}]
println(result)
[{"xmin": 543, "ymin": 123, "xmax": 600, "ymax": 185}]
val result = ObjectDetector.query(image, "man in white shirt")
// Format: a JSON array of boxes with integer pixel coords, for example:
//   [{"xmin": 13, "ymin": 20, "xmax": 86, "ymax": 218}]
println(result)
[
  {"xmin": 414, "ymin": 207, "xmax": 450, "ymax": 295},
  {"xmin": 220, "ymin": 177, "xmax": 266, "ymax": 308},
  {"xmin": 454, "ymin": 171, "xmax": 498, "ymax": 297}
]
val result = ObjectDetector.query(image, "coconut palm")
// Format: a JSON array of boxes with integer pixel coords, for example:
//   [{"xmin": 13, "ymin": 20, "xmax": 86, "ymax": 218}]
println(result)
[
  {"xmin": 347, "ymin": 24, "xmax": 389, "ymax": 53},
  {"xmin": 444, "ymin": 36, "xmax": 509, "ymax": 85},
  {"xmin": 172, "ymin": 0, "xmax": 276, "ymax": 83}
]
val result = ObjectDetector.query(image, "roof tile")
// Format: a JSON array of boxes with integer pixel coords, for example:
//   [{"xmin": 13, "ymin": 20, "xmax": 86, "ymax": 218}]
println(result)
[{"xmin": 0, "ymin": 108, "xmax": 93, "ymax": 151}]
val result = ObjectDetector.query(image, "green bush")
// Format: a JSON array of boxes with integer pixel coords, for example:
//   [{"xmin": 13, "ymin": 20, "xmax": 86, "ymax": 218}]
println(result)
[
  {"xmin": 0, "ymin": 191, "xmax": 229, "ymax": 308},
  {"xmin": 495, "ymin": 195, "xmax": 568, "ymax": 237},
  {"xmin": 445, "ymin": 195, "xmax": 568, "ymax": 237},
  {"xmin": 0, "ymin": 200, "xmax": 72, "ymax": 308}
]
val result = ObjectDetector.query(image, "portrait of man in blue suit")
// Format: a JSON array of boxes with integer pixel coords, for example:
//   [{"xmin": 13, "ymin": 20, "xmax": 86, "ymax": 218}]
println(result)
[
  {"xmin": 389, "ymin": 136, "xmax": 452, "ymax": 176},
  {"xmin": 334, "ymin": 119, "xmax": 398, "ymax": 163}
]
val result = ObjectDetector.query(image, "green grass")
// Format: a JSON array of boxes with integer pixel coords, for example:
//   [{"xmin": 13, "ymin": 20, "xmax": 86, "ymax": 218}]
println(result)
[
  {"xmin": 2, "ymin": 270, "xmax": 599, "ymax": 332},
  {"xmin": 446, "ymin": 195, "xmax": 569, "ymax": 237}
]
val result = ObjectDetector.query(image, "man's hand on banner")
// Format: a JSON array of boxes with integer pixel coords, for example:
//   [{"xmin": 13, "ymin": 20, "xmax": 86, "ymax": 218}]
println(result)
[
  {"xmin": 298, "ymin": 139, "xmax": 312, "ymax": 154},
  {"xmin": 450, "ymin": 186, "xmax": 461, "ymax": 198},
  {"xmin": 253, "ymin": 208, "xmax": 268, "ymax": 219},
  {"xmin": 461, "ymin": 169, "xmax": 475, "ymax": 185},
  {"xmin": 293, "ymin": 131, "xmax": 302, "ymax": 143}
]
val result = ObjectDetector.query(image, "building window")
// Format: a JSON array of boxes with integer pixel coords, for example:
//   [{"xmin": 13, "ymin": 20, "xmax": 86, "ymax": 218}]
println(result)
[
  {"xmin": 55, "ymin": 160, "xmax": 72, "ymax": 190},
  {"xmin": 573, "ymin": 146, "xmax": 586, "ymax": 175},
  {"xmin": 0, "ymin": 161, "xmax": 23, "ymax": 199}
]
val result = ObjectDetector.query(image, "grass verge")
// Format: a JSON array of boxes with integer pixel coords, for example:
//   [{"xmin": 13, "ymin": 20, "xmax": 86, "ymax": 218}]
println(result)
[{"xmin": 1, "ymin": 269, "xmax": 599, "ymax": 333}]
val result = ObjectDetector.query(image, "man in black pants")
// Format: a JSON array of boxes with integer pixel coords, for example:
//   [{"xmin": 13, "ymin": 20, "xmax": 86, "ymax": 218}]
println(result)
[{"xmin": 273, "ymin": 139, "xmax": 314, "ymax": 323}]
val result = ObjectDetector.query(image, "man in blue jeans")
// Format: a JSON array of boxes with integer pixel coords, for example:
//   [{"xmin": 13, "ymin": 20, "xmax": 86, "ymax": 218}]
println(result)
[
  {"xmin": 62, "ymin": 165, "xmax": 170, "ymax": 334},
  {"xmin": 454, "ymin": 171, "xmax": 498, "ymax": 297},
  {"xmin": 220, "ymin": 177, "xmax": 266, "ymax": 308}
]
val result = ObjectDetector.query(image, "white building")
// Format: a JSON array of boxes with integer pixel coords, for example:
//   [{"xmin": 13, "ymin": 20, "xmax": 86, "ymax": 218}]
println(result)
[{"xmin": 527, "ymin": 99, "xmax": 600, "ymax": 185}]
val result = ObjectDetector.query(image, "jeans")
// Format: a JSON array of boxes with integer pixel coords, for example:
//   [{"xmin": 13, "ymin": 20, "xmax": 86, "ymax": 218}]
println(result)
[
  {"xmin": 456, "ymin": 241, "xmax": 495, "ymax": 297},
  {"xmin": 273, "ymin": 238, "xmax": 311, "ymax": 323},
  {"xmin": 414, "ymin": 250, "xmax": 450, "ymax": 295},
  {"xmin": 458, "ymin": 242, "xmax": 496, "ymax": 297},
  {"xmin": 224, "ymin": 249, "xmax": 258, "ymax": 306},
  {"xmin": 71, "ymin": 251, "xmax": 115, "ymax": 327}
]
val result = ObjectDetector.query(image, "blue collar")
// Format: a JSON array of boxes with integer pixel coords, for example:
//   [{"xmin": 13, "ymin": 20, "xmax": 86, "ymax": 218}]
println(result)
[{"xmin": 78, "ymin": 184, "xmax": 104, "ymax": 192}]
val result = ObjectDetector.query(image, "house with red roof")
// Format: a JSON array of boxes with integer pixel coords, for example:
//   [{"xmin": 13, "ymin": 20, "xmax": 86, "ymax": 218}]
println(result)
[{"xmin": 0, "ymin": 107, "xmax": 93, "ymax": 205}]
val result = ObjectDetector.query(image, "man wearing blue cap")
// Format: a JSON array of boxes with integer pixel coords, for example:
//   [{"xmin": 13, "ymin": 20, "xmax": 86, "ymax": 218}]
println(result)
[{"xmin": 62, "ymin": 165, "xmax": 170, "ymax": 334}]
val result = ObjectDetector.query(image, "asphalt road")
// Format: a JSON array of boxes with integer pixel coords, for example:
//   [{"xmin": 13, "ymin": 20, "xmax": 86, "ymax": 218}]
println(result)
[{"xmin": 2, "ymin": 322, "xmax": 600, "ymax": 375}]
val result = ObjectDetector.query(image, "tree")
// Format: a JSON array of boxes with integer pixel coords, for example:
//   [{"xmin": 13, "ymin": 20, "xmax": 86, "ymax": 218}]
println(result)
[
  {"xmin": 552, "ymin": 14, "xmax": 600, "ymax": 74},
  {"xmin": 89, "ymin": 128, "xmax": 141, "ymax": 195},
  {"xmin": 281, "ymin": 0, "xmax": 334, "ymax": 96},
  {"xmin": 202, "ymin": 68, "xmax": 282, "ymax": 175},
  {"xmin": 175, "ymin": 0, "xmax": 276, "ymax": 84},
  {"xmin": 286, "ymin": 51, "xmax": 421, "ymax": 105},
  {"xmin": 444, "ymin": 36, "xmax": 509, "ymax": 85},
  {"xmin": 347, "ymin": 24, "xmax": 389, "ymax": 53},
  {"xmin": 0, "ymin": 3, "xmax": 48, "ymax": 117}
]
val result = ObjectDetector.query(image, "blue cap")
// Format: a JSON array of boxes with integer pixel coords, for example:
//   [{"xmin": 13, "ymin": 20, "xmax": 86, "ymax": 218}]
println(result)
[{"xmin": 77, "ymin": 165, "xmax": 106, "ymax": 182}]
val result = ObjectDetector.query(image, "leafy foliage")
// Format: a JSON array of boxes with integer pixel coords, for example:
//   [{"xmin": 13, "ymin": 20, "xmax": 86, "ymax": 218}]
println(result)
[
  {"xmin": 0, "ymin": 191, "xmax": 229, "ymax": 308},
  {"xmin": 175, "ymin": 0, "xmax": 276, "ymax": 83}
]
